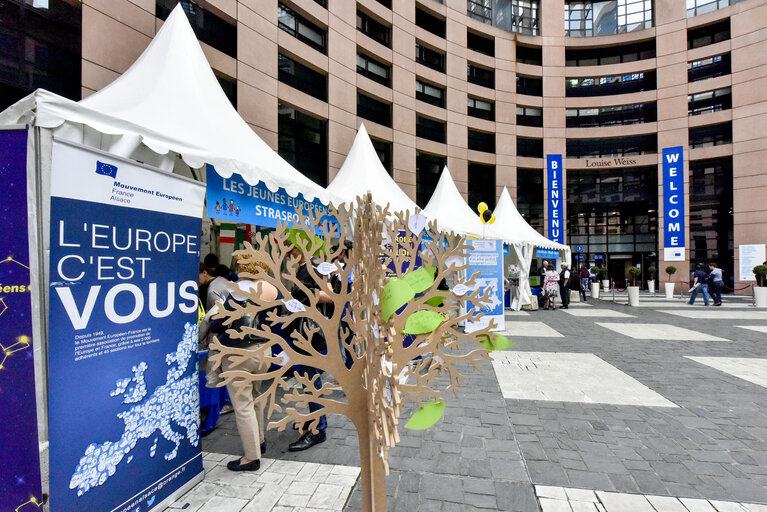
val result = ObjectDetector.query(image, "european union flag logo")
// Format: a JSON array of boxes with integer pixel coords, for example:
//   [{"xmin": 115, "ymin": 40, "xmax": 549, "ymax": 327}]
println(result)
[{"xmin": 96, "ymin": 160, "xmax": 118, "ymax": 178}]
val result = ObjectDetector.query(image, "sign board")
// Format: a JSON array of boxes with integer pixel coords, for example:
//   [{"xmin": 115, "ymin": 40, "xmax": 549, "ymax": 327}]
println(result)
[
  {"xmin": 0, "ymin": 129, "xmax": 43, "ymax": 511},
  {"xmin": 582, "ymin": 157, "xmax": 638, "ymax": 168},
  {"xmin": 535, "ymin": 248, "xmax": 560, "ymax": 259},
  {"xmin": 47, "ymin": 141, "xmax": 205, "ymax": 512},
  {"xmin": 546, "ymin": 154, "xmax": 564, "ymax": 244},
  {"xmin": 739, "ymin": 244, "xmax": 766, "ymax": 282},
  {"xmin": 465, "ymin": 240, "xmax": 505, "ymax": 333},
  {"xmin": 575, "ymin": 245, "xmax": 584, "ymax": 253},
  {"xmin": 206, "ymin": 165, "xmax": 330, "ymax": 229},
  {"xmin": 662, "ymin": 146, "xmax": 685, "ymax": 262},
  {"xmin": 380, "ymin": 230, "xmax": 422, "ymax": 278}
]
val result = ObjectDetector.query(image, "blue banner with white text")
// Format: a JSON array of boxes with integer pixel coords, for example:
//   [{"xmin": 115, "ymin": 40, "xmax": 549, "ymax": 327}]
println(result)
[
  {"xmin": 465, "ymin": 239, "xmax": 505, "ymax": 333},
  {"xmin": 547, "ymin": 154, "xmax": 564, "ymax": 244},
  {"xmin": 662, "ymin": 146, "xmax": 685, "ymax": 261},
  {"xmin": 47, "ymin": 141, "xmax": 205, "ymax": 512}
]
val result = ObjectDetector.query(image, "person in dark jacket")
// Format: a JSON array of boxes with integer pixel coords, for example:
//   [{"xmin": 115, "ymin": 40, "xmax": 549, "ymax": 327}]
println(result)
[{"xmin": 688, "ymin": 263, "xmax": 710, "ymax": 306}]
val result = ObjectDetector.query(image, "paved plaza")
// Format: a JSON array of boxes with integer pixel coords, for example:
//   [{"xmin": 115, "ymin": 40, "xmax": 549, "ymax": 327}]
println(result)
[{"xmin": 181, "ymin": 293, "xmax": 767, "ymax": 511}]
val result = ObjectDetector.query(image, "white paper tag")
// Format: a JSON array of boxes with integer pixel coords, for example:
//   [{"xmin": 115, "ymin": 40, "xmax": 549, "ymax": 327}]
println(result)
[
  {"xmin": 382, "ymin": 357, "xmax": 393, "ymax": 373},
  {"xmin": 432, "ymin": 355, "xmax": 444, "ymax": 365},
  {"xmin": 372, "ymin": 290, "xmax": 379, "ymax": 305},
  {"xmin": 276, "ymin": 351, "xmax": 291, "ymax": 367},
  {"xmin": 451, "ymin": 284, "xmax": 469, "ymax": 296},
  {"xmin": 372, "ymin": 322, "xmax": 380, "ymax": 338},
  {"xmin": 316, "ymin": 262, "xmax": 338, "ymax": 276},
  {"xmin": 384, "ymin": 380, "xmax": 392, "ymax": 404},
  {"xmin": 283, "ymin": 299, "xmax": 306, "ymax": 313},
  {"xmin": 408, "ymin": 214, "xmax": 427, "ymax": 235}
]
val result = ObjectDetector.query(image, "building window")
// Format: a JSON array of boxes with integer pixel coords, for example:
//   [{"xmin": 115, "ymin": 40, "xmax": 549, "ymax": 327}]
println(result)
[
  {"xmin": 566, "ymin": 134, "xmax": 657, "ymax": 158},
  {"xmin": 467, "ymin": 0, "xmax": 492, "ymax": 24},
  {"xmin": 517, "ymin": 168, "xmax": 544, "ymax": 234},
  {"xmin": 278, "ymin": 4, "xmax": 326, "ymax": 54},
  {"xmin": 688, "ymin": 88, "xmax": 732, "ymax": 116},
  {"xmin": 688, "ymin": 53, "xmax": 731, "ymax": 82},
  {"xmin": 357, "ymin": 10, "xmax": 391, "ymax": 47},
  {"xmin": 689, "ymin": 121, "xmax": 732, "ymax": 148},
  {"xmin": 689, "ymin": 157, "xmax": 733, "ymax": 279},
  {"xmin": 357, "ymin": 52, "xmax": 391, "ymax": 87},
  {"xmin": 566, "ymin": 102, "xmax": 657, "ymax": 127},
  {"xmin": 517, "ymin": 137, "xmax": 543, "ymax": 158},
  {"xmin": 1, "ymin": 0, "xmax": 82, "ymax": 110},
  {"xmin": 416, "ymin": 80, "xmax": 445, "ymax": 108},
  {"xmin": 564, "ymin": 0, "xmax": 653, "ymax": 37},
  {"xmin": 215, "ymin": 74, "xmax": 237, "ymax": 108},
  {"xmin": 516, "ymin": 75, "xmax": 542, "ymax": 96},
  {"xmin": 278, "ymin": 53, "xmax": 327, "ymax": 101},
  {"xmin": 687, "ymin": 0, "xmax": 743, "ymax": 17},
  {"xmin": 468, "ymin": 31, "xmax": 494, "ymax": 57},
  {"xmin": 357, "ymin": 93, "xmax": 392, "ymax": 127},
  {"xmin": 371, "ymin": 138, "xmax": 393, "ymax": 175},
  {"xmin": 278, "ymin": 104, "xmax": 327, "ymax": 186},
  {"xmin": 468, "ymin": 0, "xmax": 539, "ymax": 35},
  {"xmin": 158, "ymin": 0, "xmax": 236, "ymax": 58},
  {"xmin": 517, "ymin": 106, "xmax": 543, "ymax": 127},
  {"xmin": 416, "ymin": 152, "xmax": 446, "ymax": 207},
  {"xmin": 376, "ymin": 0, "xmax": 392, "ymax": 8},
  {"xmin": 565, "ymin": 40, "xmax": 655, "ymax": 66},
  {"xmin": 468, "ymin": 129, "xmax": 495, "ymax": 153},
  {"xmin": 566, "ymin": 72, "xmax": 656, "ymax": 97},
  {"xmin": 314, "ymin": 0, "xmax": 326, "ymax": 6},
  {"xmin": 416, "ymin": 7, "xmax": 445, "ymax": 38},
  {"xmin": 468, "ymin": 97, "xmax": 495, "ymax": 121},
  {"xmin": 688, "ymin": 20, "xmax": 730, "ymax": 50},
  {"xmin": 416, "ymin": 115, "xmax": 446, "ymax": 143},
  {"xmin": 517, "ymin": 44, "xmax": 542, "ymax": 65},
  {"xmin": 468, "ymin": 163, "xmax": 496, "ymax": 211},
  {"xmin": 416, "ymin": 43, "xmax": 446, "ymax": 73},
  {"xmin": 468, "ymin": 64, "xmax": 495, "ymax": 89}
]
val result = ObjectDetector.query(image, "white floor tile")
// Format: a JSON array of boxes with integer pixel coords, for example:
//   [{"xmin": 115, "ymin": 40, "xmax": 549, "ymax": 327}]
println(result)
[
  {"xmin": 596, "ymin": 323, "xmax": 729, "ymax": 341},
  {"xmin": 657, "ymin": 310, "xmax": 767, "ymax": 320},
  {"xmin": 561, "ymin": 309, "xmax": 635, "ymax": 318},
  {"xmin": 505, "ymin": 321, "xmax": 564, "ymax": 337},
  {"xmin": 736, "ymin": 325, "xmax": 767, "ymax": 334},
  {"xmin": 686, "ymin": 356, "xmax": 767, "ymax": 389}
]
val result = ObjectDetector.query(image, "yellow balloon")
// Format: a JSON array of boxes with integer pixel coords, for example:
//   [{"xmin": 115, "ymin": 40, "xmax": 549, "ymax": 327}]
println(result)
[
  {"xmin": 489, "ymin": 215, "xmax": 496, "ymax": 224},
  {"xmin": 477, "ymin": 202, "xmax": 488, "ymax": 214}
]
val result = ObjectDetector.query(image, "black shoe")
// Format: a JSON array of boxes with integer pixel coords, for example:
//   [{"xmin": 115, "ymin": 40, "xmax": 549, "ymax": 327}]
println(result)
[
  {"xmin": 288, "ymin": 431, "xmax": 326, "ymax": 451},
  {"xmin": 227, "ymin": 457, "xmax": 260, "ymax": 472},
  {"xmin": 260, "ymin": 440, "xmax": 266, "ymax": 454}
]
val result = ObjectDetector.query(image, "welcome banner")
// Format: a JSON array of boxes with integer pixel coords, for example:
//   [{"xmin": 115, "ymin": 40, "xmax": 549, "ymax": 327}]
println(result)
[
  {"xmin": 662, "ymin": 146, "xmax": 685, "ymax": 262},
  {"xmin": 547, "ymin": 154, "xmax": 564, "ymax": 244}
]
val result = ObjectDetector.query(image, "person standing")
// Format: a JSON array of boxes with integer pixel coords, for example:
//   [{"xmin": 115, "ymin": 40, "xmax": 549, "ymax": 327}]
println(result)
[
  {"xmin": 708, "ymin": 262, "xmax": 724, "ymax": 306},
  {"xmin": 559, "ymin": 263, "xmax": 571, "ymax": 309},
  {"xmin": 538, "ymin": 260, "xmax": 549, "ymax": 283},
  {"xmin": 580, "ymin": 267, "xmax": 590, "ymax": 301},
  {"xmin": 543, "ymin": 264, "xmax": 560, "ymax": 310},
  {"xmin": 689, "ymin": 263, "xmax": 710, "ymax": 306}
]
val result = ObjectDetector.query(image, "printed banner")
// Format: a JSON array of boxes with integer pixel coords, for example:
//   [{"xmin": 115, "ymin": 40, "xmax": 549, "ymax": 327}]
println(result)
[
  {"xmin": 547, "ymin": 155, "xmax": 564, "ymax": 244},
  {"xmin": 381, "ymin": 230, "xmax": 422, "ymax": 278},
  {"xmin": 535, "ymin": 248, "xmax": 560, "ymax": 259},
  {"xmin": 465, "ymin": 239, "xmax": 505, "ymax": 333},
  {"xmin": 0, "ymin": 129, "xmax": 44, "ymax": 511},
  {"xmin": 662, "ymin": 146, "xmax": 685, "ymax": 262},
  {"xmin": 739, "ymin": 244, "xmax": 766, "ymax": 282},
  {"xmin": 206, "ymin": 165, "xmax": 330, "ymax": 229},
  {"xmin": 47, "ymin": 141, "xmax": 205, "ymax": 512}
]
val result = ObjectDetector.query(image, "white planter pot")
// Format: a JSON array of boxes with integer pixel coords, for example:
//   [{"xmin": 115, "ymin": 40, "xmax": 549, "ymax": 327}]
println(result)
[
  {"xmin": 570, "ymin": 289, "xmax": 580, "ymax": 302},
  {"xmin": 590, "ymin": 282, "xmax": 600, "ymax": 299},
  {"xmin": 664, "ymin": 282, "xmax": 675, "ymax": 299},
  {"xmin": 602, "ymin": 280, "xmax": 610, "ymax": 291},
  {"xmin": 755, "ymin": 287, "xmax": 767, "ymax": 308},
  {"xmin": 648, "ymin": 280, "xmax": 655, "ymax": 294},
  {"xmin": 628, "ymin": 286, "xmax": 640, "ymax": 307}
]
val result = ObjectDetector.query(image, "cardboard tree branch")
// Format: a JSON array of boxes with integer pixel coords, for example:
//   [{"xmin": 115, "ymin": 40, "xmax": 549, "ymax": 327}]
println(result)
[{"xmin": 210, "ymin": 194, "xmax": 510, "ymax": 512}]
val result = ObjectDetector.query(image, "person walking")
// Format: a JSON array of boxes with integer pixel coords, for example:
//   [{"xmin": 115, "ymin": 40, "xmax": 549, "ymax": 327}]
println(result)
[
  {"xmin": 688, "ymin": 263, "xmax": 710, "ymax": 306},
  {"xmin": 708, "ymin": 262, "xmax": 724, "ymax": 306},
  {"xmin": 580, "ymin": 267, "xmax": 590, "ymax": 301},
  {"xmin": 543, "ymin": 264, "xmax": 560, "ymax": 310},
  {"xmin": 559, "ymin": 263, "xmax": 571, "ymax": 309}
]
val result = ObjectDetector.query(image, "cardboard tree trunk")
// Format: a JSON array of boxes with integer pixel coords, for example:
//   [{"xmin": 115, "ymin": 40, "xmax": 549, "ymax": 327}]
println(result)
[{"xmin": 210, "ymin": 194, "xmax": 506, "ymax": 511}]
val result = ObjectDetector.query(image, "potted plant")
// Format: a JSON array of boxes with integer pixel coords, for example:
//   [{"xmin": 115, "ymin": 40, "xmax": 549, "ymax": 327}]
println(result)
[
  {"xmin": 589, "ymin": 268, "xmax": 601, "ymax": 299},
  {"xmin": 627, "ymin": 266, "xmax": 641, "ymax": 306},
  {"xmin": 664, "ymin": 265, "xmax": 677, "ymax": 299},
  {"xmin": 754, "ymin": 265, "xmax": 767, "ymax": 308},
  {"xmin": 647, "ymin": 266, "xmax": 657, "ymax": 294},
  {"xmin": 595, "ymin": 266, "xmax": 609, "ymax": 291}
]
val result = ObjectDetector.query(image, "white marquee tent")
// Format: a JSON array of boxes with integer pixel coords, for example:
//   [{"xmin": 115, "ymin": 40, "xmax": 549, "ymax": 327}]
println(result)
[
  {"xmin": 423, "ymin": 166, "xmax": 485, "ymax": 238},
  {"xmin": 0, "ymin": 4, "xmax": 332, "ymax": 203},
  {"xmin": 490, "ymin": 187, "xmax": 571, "ymax": 310},
  {"xmin": 327, "ymin": 123, "xmax": 418, "ymax": 215}
]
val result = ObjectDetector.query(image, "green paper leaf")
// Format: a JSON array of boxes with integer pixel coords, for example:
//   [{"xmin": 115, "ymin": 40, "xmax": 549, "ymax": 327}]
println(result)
[
  {"xmin": 479, "ymin": 333, "xmax": 513, "ymax": 351},
  {"xmin": 424, "ymin": 293, "xmax": 445, "ymax": 307},
  {"xmin": 404, "ymin": 401, "xmax": 445, "ymax": 430},
  {"xmin": 381, "ymin": 278, "xmax": 415, "ymax": 321},
  {"xmin": 402, "ymin": 266, "xmax": 436, "ymax": 294},
  {"xmin": 402, "ymin": 310, "xmax": 445, "ymax": 334}
]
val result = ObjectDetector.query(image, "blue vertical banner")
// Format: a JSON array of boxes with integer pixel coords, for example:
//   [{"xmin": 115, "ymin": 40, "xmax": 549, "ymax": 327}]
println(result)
[
  {"xmin": 0, "ymin": 129, "xmax": 44, "ymax": 511},
  {"xmin": 465, "ymin": 239, "xmax": 505, "ymax": 333},
  {"xmin": 547, "ymin": 154, "xmax": 564, "ymax": 244},
  {"xmin": 662, "ymin": 146, "xmax": 685, "ymax": 261},
  {"xmin": 47, "ymin": 141, "xmax": 206, "ymax": 512}
]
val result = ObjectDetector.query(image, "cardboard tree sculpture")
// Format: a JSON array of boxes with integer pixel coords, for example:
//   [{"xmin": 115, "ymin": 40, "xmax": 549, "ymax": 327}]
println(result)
[{"xmin": 209, "ymin": 194, "xmax": 511, "ymax": 511}]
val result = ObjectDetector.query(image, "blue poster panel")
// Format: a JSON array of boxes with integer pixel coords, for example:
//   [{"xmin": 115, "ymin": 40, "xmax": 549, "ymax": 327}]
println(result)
[
  {"xmin": 546, "ymin": 154, "xmax": 564, "ymax": 244},
  {"xmin": 0, "ymin": 129, "xmax": 44, "ymax": 511},
  {"xmin": 535, "ymin": 248, "xmax": 560, "ymax": 260},
  {"xmin": 465, "ymin": 239, "xmax": 505, "ymax": 333},
  {"xmin": 47, "ymin": 141, "xmax": 205, "ymax": 512},
  {"xmin": 662, "ymin": 146, "xmax": 685, "ymax": 261},
  {"xmin": 380, "ymin": 230, "xmax": 422, "ymax": 277},
  {"xmin": 206, "ymin": 165, "xmax": 330, "ymax": 229}
]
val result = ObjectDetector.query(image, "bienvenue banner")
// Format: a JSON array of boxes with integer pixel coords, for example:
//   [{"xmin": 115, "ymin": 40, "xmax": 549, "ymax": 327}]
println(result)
[
  {"xmin": 662, "ymin": 146, "xmax": 685, "ymax": 262},
  {"xmin": 465, "ymin": 239, "xmax": 505, "ymax": 333},
  {"xmin": 47, "ymin": 141, "xmax": 205, "ymax": 512},
  {"xmin": 0, "ymin": 129, "xmax": 44, "ymax": 511},
  {"xmin": 547, "ymin": 154, "xmax": 564, "ymax": 244}
]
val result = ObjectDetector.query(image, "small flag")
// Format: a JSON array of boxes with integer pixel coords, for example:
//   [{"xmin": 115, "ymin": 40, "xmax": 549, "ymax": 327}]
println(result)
[{"xmin": 95, "ymin": 160, "xmax": 118, "ymax": 178}]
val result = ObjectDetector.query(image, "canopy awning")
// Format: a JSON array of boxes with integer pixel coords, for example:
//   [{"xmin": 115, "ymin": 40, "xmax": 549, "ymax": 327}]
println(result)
[{"xmin": 423, "ymin": 166, "xmax": 485, "ymax": 238}]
